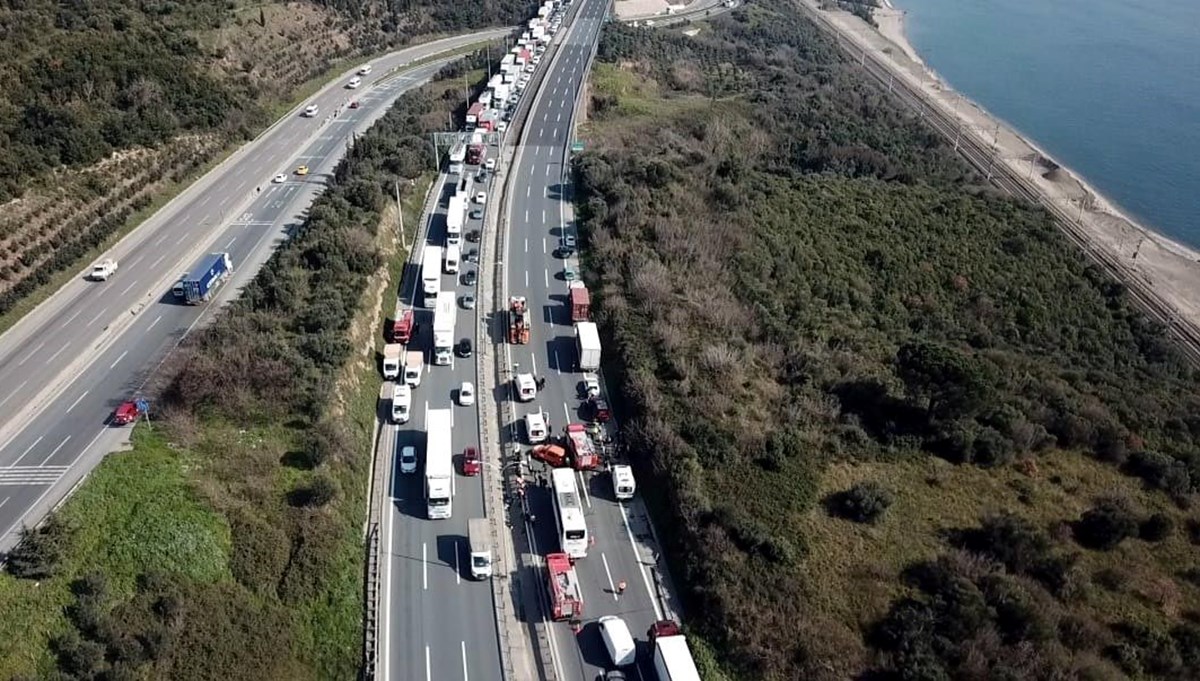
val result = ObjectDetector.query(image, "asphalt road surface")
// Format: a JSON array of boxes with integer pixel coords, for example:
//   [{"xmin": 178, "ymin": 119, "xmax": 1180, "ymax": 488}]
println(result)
[
  {"xmin": 0, "ymin": 29, "xmax": 510, "ymax": 551},
  {"xmin": 501, "ymin": 0, "xmax": 678, "ymax": 679},
  {"xmin": 379, "ymin": 156, "xmax": 504, "ymax": 681}
]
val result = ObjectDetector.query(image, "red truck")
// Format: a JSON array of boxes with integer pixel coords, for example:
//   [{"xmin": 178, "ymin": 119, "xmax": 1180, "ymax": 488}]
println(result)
[
  {"xmin": 569, "ymin": 282, "xmax": 590, "ymax": 322},
  {"xmin": 466, "ymin": 101, "xmax": 485, "ymax": 127},
  {"xmin": 391, "ymin": 306, "xmax": 414, "ymax": 344},
  {"xmin": 546, "ymin": 552, "xmax": 583, "ymax": 622},
  {"xmin": 564, "ymin": 424, "xmax": 600, "ymax": 470}
]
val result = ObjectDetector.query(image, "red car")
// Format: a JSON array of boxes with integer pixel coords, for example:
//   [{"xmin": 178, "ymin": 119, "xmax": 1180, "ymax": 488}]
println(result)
[
  {"xmin": 349, "ymin": 100, "xmax": 361, "ymax": 109},
  {"xmin": 112, "ymin": 401, "xmax": 139, "ymax": 425},
  {"xmin": 462, "ymin": 447, "xmax": 480, "ymax": 476}
]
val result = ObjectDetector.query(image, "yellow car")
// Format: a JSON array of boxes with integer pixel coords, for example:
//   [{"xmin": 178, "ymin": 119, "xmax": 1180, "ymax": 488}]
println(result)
[{"xmin": 295, "ymin": 165, "xmax": 309, "ymax": 176}]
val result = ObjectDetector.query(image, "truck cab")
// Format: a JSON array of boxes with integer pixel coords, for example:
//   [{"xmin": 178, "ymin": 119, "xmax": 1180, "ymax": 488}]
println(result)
[{"xmin": 382, "ymin": 343, "xmax": 402, "ymax": 380}]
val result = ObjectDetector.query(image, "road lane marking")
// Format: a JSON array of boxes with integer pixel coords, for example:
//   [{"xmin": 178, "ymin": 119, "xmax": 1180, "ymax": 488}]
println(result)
[
  {"xmin": 556, "ymin": 112, "xmax": 561, "ymax": 122},
  {"xmin": 423, "ymin": 541, "xmax": 428, "ymax": 589},
  {"xmin": 577, "ymin": 467, "xmax": 592, "ymax": 508},
  {"xmin": 544, "ymin": 269, "xmax": 549, "ymax": 288},
  {"xmin": 17, "ymin": 436, "xmax": 44, "ymax": 465},
  {"xmin": 562, "ymin": 403, "xmax": 571, "ymax": 426},
  {"xmin": 601, "ymin": 552, "xmax": 618, "ymax": 601},
  {"xmin": 147, "ymin": 314, "xmax": 163, "ymax": 332},
  {"xmin": 554, "ymin": 349, "xmax": 561, "ymax": 374},
  {"xmin": 526, "ymin": 186, "xmax": 531, "ymax": 197},
  {"xmin": 66, "ymin": 390, "xmax": 88, "ymax": 413},
  {"xmin": 46, "ymin": 344, "xmax": 68, "ymax": 364},
  {"xmin": 0, "ymin": 497, "xmax": 7, "ymax": 510},
  {"xmin": 618, "ymin": 499, "xmax": 666, "ymax": 620},
  {"xmin": 41, "ymin": 436, "xmax": 71, "ymax": 466},
  {"xmin": 119, "ymin": 279, "xmax": 139, "ymax": 296},
  {"xmin": 525, "ymin": 209, "xmax": 529, "ymax": 223},
  {"xmin": 532, "ymin": 354, "xmax": 538, "ymax": 376},
  {"xmin": 543, "ymin": 238, "xmax": 547, "ymax": 254},
  {"xmin": 542, "ymin": 209, "xmax": 546, "ymax": 223},
  {"xmin": 110, "ymin": 350, "xmax": 129, "ymax": 369},
  {"xmin": 461, "ymin": 641, "xmax": 469, "ymax": 681},
  {"xmin": 524, "ymin": 238, "xmax": 528, "ymax": 253},
  {"xmin": 524, "ymin": 270, "xmax": 529, "ymax": 287},
  {"xmin": 151, "ymin": 252, "xmax": 168, "ymax": 269},
  {"xmin": 425, "ymin": 646, "xmax": 432, "ymax": 681},
  {"xmin": 17, "ymin": 341, "xmax": 46, "ymax": 366},
  {"xmin": 86, "ymin": 309, "xmax": 107, "ymax": 327},
  {"xmin": 0, "ymin": 380, "xmax": 29, "ymax": 409},
  {"xmin": 64, "ymin": 308, "xmax": 84, "ymax": 325},
  {"xmin": 225, "ymin": 236, "xmax": 237, "ymax": 249},
  {"xmin": 455, "ymin": 540, "xmax": 462, "ymax": 585}
]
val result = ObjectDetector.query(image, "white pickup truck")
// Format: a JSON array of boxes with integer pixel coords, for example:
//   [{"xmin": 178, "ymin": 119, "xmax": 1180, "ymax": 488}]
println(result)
[{"xmin": 88, "ymin": 259, "xmax": 118, "ymax": 281}]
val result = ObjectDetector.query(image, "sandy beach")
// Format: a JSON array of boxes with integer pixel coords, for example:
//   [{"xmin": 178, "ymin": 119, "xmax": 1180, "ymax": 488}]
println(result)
[{"xmin": 800, "ymin": 0, "xmax": 1200, "ymax": 329}]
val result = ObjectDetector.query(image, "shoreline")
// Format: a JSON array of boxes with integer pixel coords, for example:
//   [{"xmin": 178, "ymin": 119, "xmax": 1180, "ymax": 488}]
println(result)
[{"xmin": 806, "ymin": 0, "xmax": 1200, "ymax": 328}]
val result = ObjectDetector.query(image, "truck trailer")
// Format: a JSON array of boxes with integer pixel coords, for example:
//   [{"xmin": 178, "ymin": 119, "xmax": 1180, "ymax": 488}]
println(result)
[
  {"xmin": 648, "ymin": 620, "xmax": 702, "ymax": 681},
  {"xmin": 432, "ymin": 291, "xmax": 456, "ymax": 365},
  {"xmin": 509, "ymin": 296, "xmax": 531, "ymax": 344},
  {"xmin": 574, "ymin": 321, "xmax": 601, "ymax": 371},
  {"xmin": 425, "ymin": 409, "xmax": 453, "ymax": 519},
  {"xmin": 468, "ymin": 518, "xmax": 494, "ymax": 579},
  {"xmin": 174, "ymin": 252, "xmax": 232, "ymax": 305},
  {"xmin": 421, "ymin": 245, "xmax": 442, "ymax": 306},
  {"xmin": 569, "ymin": 281, "xmax": 590, "ymax": 322}
]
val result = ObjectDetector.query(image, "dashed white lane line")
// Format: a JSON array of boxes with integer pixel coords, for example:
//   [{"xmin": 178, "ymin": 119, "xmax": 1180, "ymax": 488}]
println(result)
[
  {"xmin": 600, "ymin": 552, "xmax": 618, "ymax": 601},
  {"xmin": 119, "ymin": 279, "xmax": 139, "ymax": 296},
  {"xmin": 110, "ymin": 350, "xmax": 129, "ymax": 369},
  {"xmin": 146, "ymin": 314, "xmax": 163, "ymax": 332},
  {"xmin": 86, "ymin": 309, "xmax": 107, "ymax": 327},
  {"xmin": 0, "ymin": 380, "xmax": 29, "ymax": 409},
  {"xmin": 17, "ymin": 341, "xmax": 46, "ymax": 366},
  {"xmin": 64, "ymin": 308, "xmax": 85, "ymax": 325},
  {"xmin": 66, "ymin": 390, "xmax": 88, "ymax": 413},
  {"xmin": 40, "ymin": 436, "xmax": 71, "ymax": 467},
  {"xmin": 46, "ymin": 344, "xmax": 68, "ymax": 364},
  {"xmin": 544, "ymin": 269, "xmax": 549, "ymax": 288},
  {"xmin": 16, "ymin": 436, "xmax": 44, "ymax": 466},
  {"xmin": 151, "ymin": 252, "xmax": 168, "ymax": 269}
]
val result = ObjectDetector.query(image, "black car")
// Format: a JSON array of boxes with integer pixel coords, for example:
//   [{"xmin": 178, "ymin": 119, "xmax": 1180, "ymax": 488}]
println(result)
[
  {"xmin": 469, "ymin": 209, "xmax": 484, "ymax": 220},
  {"xmin": 467, "ymin": 229, "xmax": 481, "ymax": 242},
  {"xmin": 456, "ymin": 338, "xmax": 473, "ymax": 357},
  {"xmin": 466, "ymin": 248, "xmax": 479, "ymax": 264},
  {"xmin": 462, "ymin": 270, "xmax": 477, "ymax": 286}
]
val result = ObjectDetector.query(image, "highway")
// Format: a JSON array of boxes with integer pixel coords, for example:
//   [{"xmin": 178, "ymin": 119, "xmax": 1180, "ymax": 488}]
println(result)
[
  {"xmin": 0, "ymin": 29, "xmax": 511, "ymax": 551},
  {"xmin": 499, "ymin": 0, "xmax": 679, "ymax": 678},
  {"xmin": 378, "ymin": 153, "xmax": 505, "ymax": 681}
]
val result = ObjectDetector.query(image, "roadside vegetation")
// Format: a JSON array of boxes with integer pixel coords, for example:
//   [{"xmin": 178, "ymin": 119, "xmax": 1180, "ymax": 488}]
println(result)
[
  {"xmin": 577, "ymin": 3, "xmax": 1200, "ymax": 679},
  {"xmin": 0, "ymin": 48, "xmax": 499, "ymax": 680},
  {"xmin": 0, "ymin": 0, "xmax": 529, "ymax": 321}
]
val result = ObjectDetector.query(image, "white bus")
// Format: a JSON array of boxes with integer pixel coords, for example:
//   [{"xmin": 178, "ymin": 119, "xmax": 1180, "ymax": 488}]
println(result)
[{"xmin": 551, "ymin": 468, "xmax": 589, "ymax": 558}]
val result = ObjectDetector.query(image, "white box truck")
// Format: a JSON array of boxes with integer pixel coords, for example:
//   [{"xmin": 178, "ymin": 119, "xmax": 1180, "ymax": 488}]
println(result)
[
  {"xmin": 425, "ymin": 409, "xmax": 453, "ymax": 519},
  {"xmin": 403, "ymin": 350, "xmax": 424, "ymax": 387},
  {"xmin": 648, "ymin": 620, "xmax": 701, "ymax": 681},
  {"xmin": 575, "ymin": 321, "xmax": 601, "ymax": 371},
  {"xmin": 382, "ymin": 343, "xmax": 403, "ymax": 379},
  {"xmin": 421, "ymin": 245, "xmax": 442, "ymax": 307},
  {"xmin": 468, "ymin": 517, "xmax": 493, "ymax": 579},
  {"xmin": 444, "ymin": 243, "xmax": 461, "ymax": 274},
  {"xmin": 446, "ymin": 194, "xmax": 464, "ymax": 246},
  {"xmin": 433, "ymin": 291, "xmax": 456, "ymax": 365}
]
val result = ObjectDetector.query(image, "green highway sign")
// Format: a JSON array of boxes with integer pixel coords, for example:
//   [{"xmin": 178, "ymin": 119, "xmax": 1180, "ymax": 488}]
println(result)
[{"xmin": 570, "ymin": 140, "xmax": 585, "ymax": 153}]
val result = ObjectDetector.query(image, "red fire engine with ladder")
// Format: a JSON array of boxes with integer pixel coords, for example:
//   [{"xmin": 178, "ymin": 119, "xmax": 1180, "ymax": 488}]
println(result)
[{"xmin": 546, "ymin": 552, "xmax": 583, "ymax": 624}]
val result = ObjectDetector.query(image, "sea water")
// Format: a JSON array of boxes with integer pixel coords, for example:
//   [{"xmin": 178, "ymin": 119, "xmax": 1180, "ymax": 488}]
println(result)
[{"xmin": 894, "ymin": 0, "xmax": 1200, "ymax": 246}]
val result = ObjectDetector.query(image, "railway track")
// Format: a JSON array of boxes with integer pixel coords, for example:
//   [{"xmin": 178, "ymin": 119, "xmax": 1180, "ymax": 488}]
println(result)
[{"xmin": 802, "ymin": 5, "xmax": 1200, "ymax": 367}]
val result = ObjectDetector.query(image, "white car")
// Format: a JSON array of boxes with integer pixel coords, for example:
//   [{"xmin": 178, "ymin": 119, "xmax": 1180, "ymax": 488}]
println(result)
[
  {"xmin": 88, "ymin": 259, "xmax": 118, "ymax": 281},
  {"xmin": 303, "ymin": 104, "xmax": 319, "ymax": 117},
  {"xmin": 358, "ymin": 64, "xmax": 373, "ymax": 76},
  {"xmin": 524, "ymin": 63, "xmax": 535, "ymax": 73},
  {"xmin": 598, "ymin": 616, "xmax": 636, "ymax": 667},
  {"xmin": 272, "ymin": 173, "xmax": 287, "ymax": 184},
  {"xmin": 474, "ymin": 192, "xmax": 487, "ymax": 205},
  {"xmin": 347, "ymin": 76, "xmax": 362, "ymax": 89},
  {"xmin": 391, "ymin": 384, "xmax": 411, "ymax": 424},
  {"xmin": 400, "ymin": 446, "xmax": 418, "ymax": 474},
  {"xmin": 497, "ymin": 121, "xmax": 508, "ymax": 134},
  {"xmin": 583, "ymin": 372, "xmax": 600, "ymax": 398},
  {"xmin": 459, "ymin": 382, "xmax": 475, "ymax": 406},
  {"xmin": 484, "ymin": 158, "xmax": 497, "ymax": 171}
]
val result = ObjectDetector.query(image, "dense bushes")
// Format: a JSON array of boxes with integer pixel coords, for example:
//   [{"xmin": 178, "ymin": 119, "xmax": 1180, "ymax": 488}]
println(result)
[{"xmin": 577, "ymin": 2, "xmax": 1200, "ymax": 678}]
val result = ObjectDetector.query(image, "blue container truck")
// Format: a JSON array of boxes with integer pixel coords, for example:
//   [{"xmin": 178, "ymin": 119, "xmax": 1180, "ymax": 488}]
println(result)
[{"xmin": 173, "ymin": 252, "xmax": 233, "ymax": 304}]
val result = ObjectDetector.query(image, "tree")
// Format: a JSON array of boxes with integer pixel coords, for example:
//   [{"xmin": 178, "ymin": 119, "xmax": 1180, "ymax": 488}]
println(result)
[
  {"xmin": 895, "ymin": 341, "xmax": 992, "ymax": 420},
  {"xmin": 828, "ymin": 481, "xmax": 894, "ymax": 524},
  {"xmin": 1075, "ymin": 499, "xmax": 1140, "ymax": 551}
]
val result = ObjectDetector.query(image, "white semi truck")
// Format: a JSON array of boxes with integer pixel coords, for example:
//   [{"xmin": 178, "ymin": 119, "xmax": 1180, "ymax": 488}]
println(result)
[
  {"xmin": 433, "ymin": 291, "xmax": 456, "ymax": 365},
  {"xmin": 381, "ymin": 343, "xmax": 402, "ymax": 380},
  {"xmin": 425, "ymin": 409, "xmax": 453, "ymax": 519},
  {"xmin": 421, "ymin": 245, "xmax": 442, "ymax": 307},
  {"xmin": 446, "ymin": 194, "xmax": 464, "ymax": 247}
]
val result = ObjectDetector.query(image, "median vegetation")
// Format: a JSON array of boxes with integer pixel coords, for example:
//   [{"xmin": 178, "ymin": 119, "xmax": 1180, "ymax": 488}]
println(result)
[
  {"xmin": 577, "ymin": 3, "xmax": 1200, "ymax": 678},
  {"xmin": 0, "ymin": 47, "xmax": 499, "ymax": 680}
]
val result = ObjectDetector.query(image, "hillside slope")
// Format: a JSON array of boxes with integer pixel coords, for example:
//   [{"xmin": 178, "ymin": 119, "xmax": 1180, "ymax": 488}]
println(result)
[
  {"xmin": 576, "ymin": 4, "xmax": 1200, "ymax": 679},
  {"xmin": 0, "ymin": 0, "xmax": 531, "ymax": 319}
]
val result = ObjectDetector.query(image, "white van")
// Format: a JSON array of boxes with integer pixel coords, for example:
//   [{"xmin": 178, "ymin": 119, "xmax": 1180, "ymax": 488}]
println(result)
[
  {"xmin": 514, "ymin": 373, "xmax": 537, "ymax": 402},
  {"xmin": 404, "ymin": 350, "xmax": 423, "ymax": 387},
  {"xmin": 391, "ymin": 384, "xmax": 411, "ymax": 424},
  {"xmin": 303, "ymin": 104, "xmax": 319, "ymax": 117},
  {"xmin": 444, "ymin": 244, "xmax": 461, "ymax": 274},
  {"xmin": 525, "ymin": 412, "xmax": 548, "ymax": 444},
  {"xmin": 358, "ymin": 64, "xmax": 373, "ymax": 76},
  {"xmin": 611, "ymin": 465, "xmax": 636, "ymax": 501},
  {"xmin": 347, "ymin": 76, "xmax": 362, "ymax": 89},
  {"xmin": 598, "ymin": 616, "xmax": 636, "ymax": 667}
]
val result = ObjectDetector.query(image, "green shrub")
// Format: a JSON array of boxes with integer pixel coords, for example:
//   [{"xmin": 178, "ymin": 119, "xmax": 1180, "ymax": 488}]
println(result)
[{"xmin": 827, "ymin": 481, "xmax": 894, "ymax": 524}]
